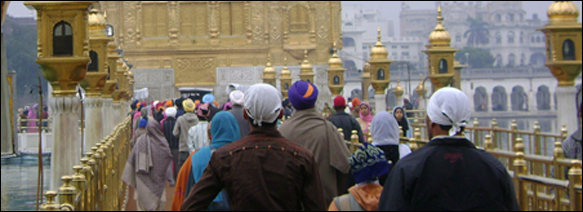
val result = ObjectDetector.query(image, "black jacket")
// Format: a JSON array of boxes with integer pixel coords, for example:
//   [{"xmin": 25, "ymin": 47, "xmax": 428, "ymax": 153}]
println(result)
[
  {"xmin": 162, "ymin": 117, "xmax": 179, "ymax": 150},
  {"xmin": 378, "ymin": 136, "xmax": 520, "ymax": 211},
  {"xmin": 328, "ymin": 111, "xmax": 365, "ymax": 143}
]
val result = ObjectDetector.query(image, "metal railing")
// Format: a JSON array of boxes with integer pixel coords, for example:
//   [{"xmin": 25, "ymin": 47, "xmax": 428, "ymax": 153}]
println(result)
[{"xmin": 38, "ymin": 116, "xmax": 132, "ymax": 211}]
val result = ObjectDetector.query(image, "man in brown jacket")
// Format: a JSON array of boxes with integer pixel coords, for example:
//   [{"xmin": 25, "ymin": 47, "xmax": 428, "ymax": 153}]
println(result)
[
  {"xmin": 181, "ymin": 83, "xmax": 326, "ymax": 211},
  {"xmin": 279, "ymin": 81, "xmax": 352, "ymax": 206}
]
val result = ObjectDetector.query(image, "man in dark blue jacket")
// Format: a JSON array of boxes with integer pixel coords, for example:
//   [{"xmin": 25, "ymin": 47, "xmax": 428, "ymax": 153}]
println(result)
[
  {"xmin": 378, "ymin": 87, "xmax": 519, "ymax": 211},
  {"xmin": 328, "ymin": 96, "xmax": 364, "ymax": 143}
]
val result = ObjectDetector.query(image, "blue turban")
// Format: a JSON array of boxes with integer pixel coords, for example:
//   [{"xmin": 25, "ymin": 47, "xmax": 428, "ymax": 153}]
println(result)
[
  {"xmin": 131, "ymin": 100, "xmax": 139, "ymax": 110},
  {"xmin": 288, "ymin": 81, "xmax": 318, "ymax": 110},
  {"xmin": 138, "ymin": 118, "xmax": 148, "ymax": 128},
  {"xmin": 202, "ymin": 94, "xmax": 215, "ymax": 104},
  {"xmin": 349, "ymin": 142, "xmax": 390, "ymax": 184}
]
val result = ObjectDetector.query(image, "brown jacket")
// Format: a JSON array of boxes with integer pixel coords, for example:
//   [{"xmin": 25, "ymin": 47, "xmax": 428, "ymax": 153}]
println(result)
[
  {"xmin": 180, "ymin": 127, "xmax": 326, "ymax": 211},
  {"xmin": 328, "ymin": 184, "xmax": 383, "ymax": 211},
  {"xmin": 279, "ymin": 107, "xmax": 352, "ymax": 206}
]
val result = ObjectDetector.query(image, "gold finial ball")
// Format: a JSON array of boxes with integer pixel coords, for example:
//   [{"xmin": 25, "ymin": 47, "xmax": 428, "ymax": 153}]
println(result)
[
  {"xmin": 547, "ymin": 1, "xmax": 580, "ymax": 23},
  {"xmin": 394, "ymin": 78, "xmax": 404, "ymax": 97},
  {"xmin": 370, "ymin": 28, "xmax": 388, "ymax": 58},
  {"xmin": 263, "ymin": 55, "xmax": 276, "ymax": 74},
  {"xmin": 363, "ymin": 62, "xmax": 371, "ymax": 73},
  {"xmin": 428, "ymin": 5, "xmax": 451, "ymax": 45},
  {"xmin": 328, "ymin": 48, "xmax": 343, "ymax": 66}
]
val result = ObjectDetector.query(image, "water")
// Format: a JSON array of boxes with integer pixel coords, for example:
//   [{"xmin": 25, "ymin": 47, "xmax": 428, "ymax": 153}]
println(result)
[{"xmin": 1, "ymin": 155, "xmax": 51, "ymax": 211}]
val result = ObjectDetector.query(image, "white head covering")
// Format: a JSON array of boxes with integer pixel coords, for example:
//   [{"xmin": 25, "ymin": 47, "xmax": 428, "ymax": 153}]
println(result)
[
  {"xmin": 427, "ymin": 87, "xmax": 471, "ymax": 136},
  {"xmin": 164, "ymin": 107, "xmax": 177, "ymax": 118},
  {"xmin": 244, "ymin": 84, "xmax": 282, "ymax": 127},
  {"xmin": 230, "ymin": 90, "xmax": 245, "ymax": 106},
  {"xmin": 370, "ymin": 111, "xmax": 400, "ymax": 146}
]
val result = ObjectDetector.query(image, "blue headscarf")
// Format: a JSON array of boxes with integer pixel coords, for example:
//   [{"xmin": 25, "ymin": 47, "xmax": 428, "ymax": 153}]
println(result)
[
  {"xmin": 348, "ymin": 142, "xmax": 390, "ymax": 184},
  {"xmin": 191, "ymin": 111, "xmax": 240, "ymax": 206}
]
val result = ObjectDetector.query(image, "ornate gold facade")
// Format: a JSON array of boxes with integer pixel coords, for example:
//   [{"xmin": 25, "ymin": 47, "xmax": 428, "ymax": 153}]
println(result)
[{"xmin": 99, "ymin": 1, "xmax": 343, "ymax": 88}]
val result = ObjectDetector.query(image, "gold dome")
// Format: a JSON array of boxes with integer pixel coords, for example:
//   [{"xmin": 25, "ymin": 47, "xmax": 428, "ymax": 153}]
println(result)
[
  {"xmin": 263, "ymin": 54, "xmax": 276, "ymax": 74},
  {"xmin": 415, "ymin": 74, "xmax": 426, "ymax": 96},
  {"xmin": 547, "ymin": 1, "xmax": 580, "ymax": 23},
  {"xmin": 428, "ymin": 6, "xmax": 452, "ymax": 46},
  {"xmin": 301, "ymin": 50, "xmax": 313, "ymax": 69},
  {"xmin": 370, "ymin": 27, "xmax": 388, "ymax": 59},
  {"xmin": 328, "ymin": 43, "xmax": 343, "ymax": 68},
  {"xmin": 88, "ymin": 9, "xmax": 106, "ymax": 29},
  {"xmin": 393, "ymin": 77, "xmax": 404, "ymax": 97}
]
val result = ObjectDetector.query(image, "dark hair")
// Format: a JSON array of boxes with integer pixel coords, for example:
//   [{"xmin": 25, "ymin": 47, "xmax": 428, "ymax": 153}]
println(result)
[
  {"xmin": 248, "ymin": 118, "xmax": 278, "ymax": 127},
  {"xmin": 334, "ymin": 106, "xmax": 346, "ymax": 111},
  {"xmin": 438, "ymin": 124, "xmax": 465, "ymax": 133}
]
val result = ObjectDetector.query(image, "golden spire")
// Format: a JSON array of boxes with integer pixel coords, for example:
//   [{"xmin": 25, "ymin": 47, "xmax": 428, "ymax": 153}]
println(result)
[
  {"xmin": 370, "ymin": 27, "xmax": 388, "ymax": 59},
  {"xmin": 301, "ymin": 50, "xmax": 312, "ymax": 69},
  {"xmin": 328, "ymin": 42, "xmax": 343, "ymax": 68},
  {"xmin": 428, "ymin": 5, "xmax": 451, "ymax": 46},
  {"xmin": 416, "ymin": 73, "xmax": 426, "ymax": 96},
  {"xmin": 547, "ymin": 1, "xmax": 580, "ymax": 23},
  {"xmin": 263, "ymin": 54, "xmax": 276, "ymax": 76},
  {"xmin": 281, "ymin": 57, "xmax": 290, "ymax": 76},
  {"xmin": 394, "ymin": 76, "xmax": 404, "ymax": 97}
]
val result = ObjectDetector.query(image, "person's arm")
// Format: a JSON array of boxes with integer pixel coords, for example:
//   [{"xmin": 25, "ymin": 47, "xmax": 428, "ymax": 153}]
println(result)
[
  {"xmin": 378, "ymin": 164, "xmax": 410, "ymax": 211},
  {"xmin": 187, "ymin": 127, "xmax": 196, "ymax": 153},
  {"xmin": 180, "ymin": 154, "xmax": 224, "ymax": 211},
  {"xmin": 301, "ymin": 156, "xmax": 327, "ymax": 211},
  {"xmin": 173, "ymin": 118, "xmax": 180, "ymax": 137}
]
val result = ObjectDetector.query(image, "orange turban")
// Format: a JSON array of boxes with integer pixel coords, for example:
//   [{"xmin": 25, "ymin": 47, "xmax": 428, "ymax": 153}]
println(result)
[{"xmin": 352, "ymin": 97, "xmax": 361, "ymax": 108}]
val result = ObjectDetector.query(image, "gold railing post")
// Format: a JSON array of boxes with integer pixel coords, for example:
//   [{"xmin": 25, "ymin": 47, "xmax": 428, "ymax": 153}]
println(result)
[
  {"xmin": 485, "ymin": 134, "xmax": 493, "ymax": 151},
  {"xmin": 513, "ymin": 137, "xmax": 527, "ymax": 211},
  {"xmin": 533, "ymin": 121, "xmax": 541, "ymax": 155},
  {"xmin": 473, "ymin": 118, "xmax": 480, "ymax": 147},
  {"xmin": 338, "ymin": 128, "xmax": 344, "ymax": 141},
  {"xmin": 410, "ymin": 127, "xmax": 421, "ymax": 151},
  {"xmin": 80, "ymin": 156, "xmax": 93, "ymax": 211},
  {"xmin": 71, "ymin": 165, "xmax": 86, "ymax": 211},
  {"xmin": 57, "ymin": 176, "xmax": 76, "ymax": 211},
  {"xmin": 568, "ymin": 160, "xmax": 582, "ymax": 211},
  {"xmin": 87, "ymin": 152, "xmax": 97, "ymax": 211},
  {"xmin": 101, "ymin": 141, "xmax": 111, "ymax": 211},
  {"xmin": 491, "ymin": 118, "xmax": 498, "ymax": 150},
  {"xmin": 511, "ymin": 120, "xmax": 518, "ymax": 152},
  {"xmin": 92, "ymin": 149, "xmax": 103, "ymax": 210},
  {"xmin": 350, "ymin": 130, "xmax": 359, "ymax": 153},
  {"xmin": 40, "ymin": 191, "xmax": 60, "ymax": 211},
  {"xmin": 399, "ymin": 126, "xmax": 404, "ymax": 138}
]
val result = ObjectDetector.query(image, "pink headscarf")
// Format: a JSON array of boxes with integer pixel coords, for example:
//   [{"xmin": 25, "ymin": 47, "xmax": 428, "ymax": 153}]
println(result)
[
  {"xmin": 27, "ymin": 104, "xmax": 39, "ymax": 133},
  {"xmin": 359, "ymin": 102, "xmax": 374, "ymax": 133}
]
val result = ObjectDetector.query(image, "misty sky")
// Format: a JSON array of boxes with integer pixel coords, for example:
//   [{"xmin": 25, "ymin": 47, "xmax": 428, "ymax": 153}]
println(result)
[{"xmin": 6, "ymin": 1, "xmax": 583, "ymax": 36}]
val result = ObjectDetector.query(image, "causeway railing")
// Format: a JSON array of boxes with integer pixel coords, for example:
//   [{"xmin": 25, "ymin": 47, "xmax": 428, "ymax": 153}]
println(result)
[
  {"xmin": 337, "ymin": 114, "xmax": 581, "ymax": 211},
  {"xmin": 38, "ymin": 116, "xmax": 132, "ymax": 211}
]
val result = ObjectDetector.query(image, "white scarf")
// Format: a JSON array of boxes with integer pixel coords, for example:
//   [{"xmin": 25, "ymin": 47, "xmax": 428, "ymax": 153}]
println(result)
[
  {"xmin": 427, "ymin": 87, "xmax": 471, "ymax": 136},
  {"xmin": 243, "ymin": 84, "xmax": 282, "ymax": 126}
]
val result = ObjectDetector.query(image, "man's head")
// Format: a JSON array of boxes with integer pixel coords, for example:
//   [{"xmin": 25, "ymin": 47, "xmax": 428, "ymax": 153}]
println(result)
[
  {"xmin": 230, "ymin": 90, "xmax": 245, "ymax": 106},
  {"xmin": 333, "ymin": 96, "xmax": 347, "ymax": 111},
  {"xmin": 426, "ymin": 87, "xmax": 471, "ymax": 138},
  {"xmin": 202, "ymin": 93, "xmax": 215, "ymax": 104},
  {"xmin": 183, "ymin": 99, "xmax": 195, "ymax": 113},
  {"xmin": 288, "ymin": 81, "xmax": 319, "ymax": 111},
  {"xmin": 165, "ymin": 107, "xmax": 177, "ymax": 118},
  {"xmin": 243, "ymin": 83, "xmax": 283, "ymax": 127}
]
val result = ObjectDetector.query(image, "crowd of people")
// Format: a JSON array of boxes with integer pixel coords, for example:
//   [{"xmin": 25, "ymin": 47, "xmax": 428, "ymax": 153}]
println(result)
[
  {"xmin": 120, "ymin": 81, "xmax": 533, "ymax": 211},
  {"xmin": 17, "ymin": 104, "xmax": 49, "ymax": 133}
]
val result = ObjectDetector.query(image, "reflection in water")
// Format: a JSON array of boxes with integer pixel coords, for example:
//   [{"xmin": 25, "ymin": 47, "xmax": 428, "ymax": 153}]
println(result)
[{"xmin": 1, "ymin": 155, "xmax": 51, "ymax": 211}]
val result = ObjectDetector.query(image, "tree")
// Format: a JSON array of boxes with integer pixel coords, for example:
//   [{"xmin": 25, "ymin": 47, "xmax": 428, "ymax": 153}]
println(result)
[
  {"xmin": 455, "ymin": 47, "xmax": 495, "ymax": 69},
  {"xmin": 464, "ymin": 17, "xmax": 490, "ymax": 47}
]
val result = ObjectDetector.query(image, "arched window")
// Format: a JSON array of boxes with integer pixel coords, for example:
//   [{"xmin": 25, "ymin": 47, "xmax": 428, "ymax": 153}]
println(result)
[
  {"xmin": 507, "ymin": 13, "xmax": 514, "ymax": 22},
  {"xmin": 495, "ymin": 14, "xmax": 501, "ymax": 22},
  {"xmin": 520, "ymin": 53, "xmax": 525, "ymax": 66},
  {"xmin": 508, "ymin": 54, "xmax": 516, "ymax": 67},
  {"xmin": 342, "ymin": 37, "xmax": 355, "ymax": 47},
  {"xmin": 495, "ymin": 32, "xmax": 502, "ymax": 44},
  {"xmin": 88, "ymin": 50, "xmax": 99, "ymax": 72},
  {"xmin": 386, "ymin": 88, "xmax": 397, "ymax": 109},
  {"xmin": 343, "ymin": 60, "xmax": 357, "ymax": 77},
  {"xmin": 519, "ymin": 31, "xmax": 524, "ymax": 43},
  {"xmin": 530, "ymin": 53, "xmax": 546, "ymax": 67},
  {"xmin": 53, "ymin": 21, "xmax": 73, "ymax": 56},
  {"xmin": 438, "ymin": 59, "xmax": 448, "ymax": 74},
  {"xmin": 377, "ymin": 69, "xmax": 385, "ymax": 80},
  {"xmin": 562, "ymin": 39, "xmax": 575, "ymax": 60},
  {"xmin": 536, "ymin": 36, "xmax": 541, "ymax": 43},
  {"xmin": 531, "ymin": 36, "xmax": 535, "ymax": 43},
  {"xmin": 508, "ymin": 31, "xmax": 515, "ymax": 43},
  {"xmin": 333, "ymin": 75, "xmax": 340, "ymax": 85},
  {"xmin": 290, "ymin": 5, "xmax": 309, "ymax": 34},
  {"xmin": 455, "ymin": 33, "xmax": 461, "ymax": 42},
  {"xmin": 474, "ymin": 86, "xmax": 488, "ymax": 112},
  {"xmin": 536, "ymin": 85, "xmax": 551, "ymax": 110},
  {"xmin": 284, "ymin": 82, "xmax": 290, "ymax": 90},
  {"xmin": 496, "ymin": 54, "xmax": 503, "ymax": 67},
  {"xmin": 492, "ymin": 86, "xmax": 507, "ymax": 111},
  {"xmin": 511, "ymin": 86, "xmax": 527, "ymax": 111}
]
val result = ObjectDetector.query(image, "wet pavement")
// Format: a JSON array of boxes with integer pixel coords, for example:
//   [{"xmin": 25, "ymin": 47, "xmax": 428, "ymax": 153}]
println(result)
[{"xmin": 1, "ymin": 155, "xmax": 51, "ymax": 211}]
